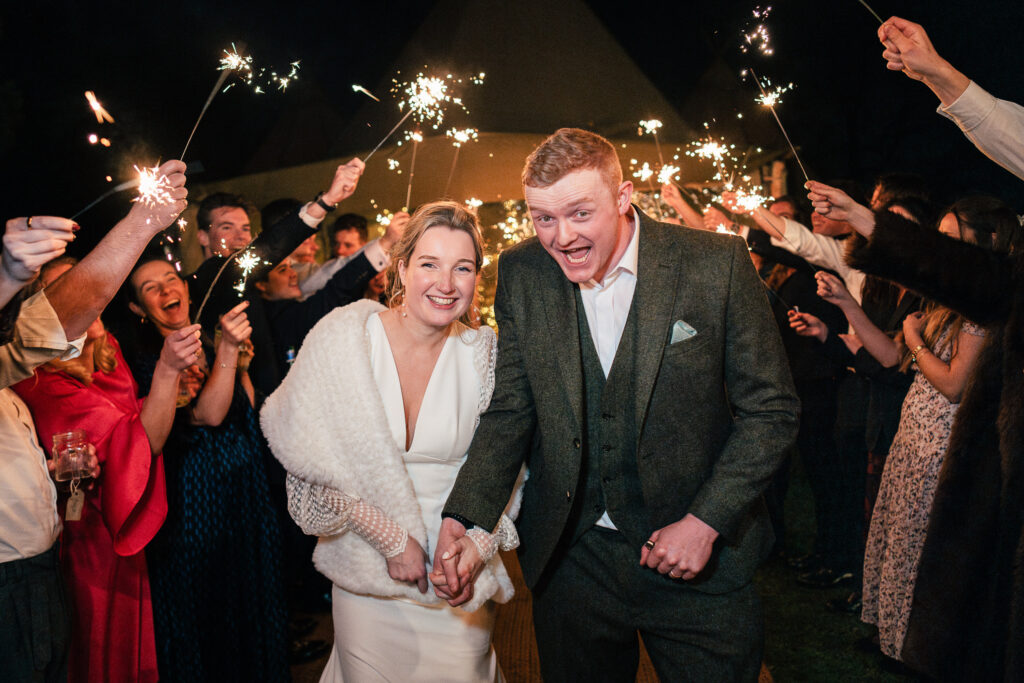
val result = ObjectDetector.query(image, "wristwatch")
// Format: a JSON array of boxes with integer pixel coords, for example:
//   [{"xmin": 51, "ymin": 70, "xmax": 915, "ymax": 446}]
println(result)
[{"xmin": 314, "ymin": 191, "xmax": 338, "ymax": 213}]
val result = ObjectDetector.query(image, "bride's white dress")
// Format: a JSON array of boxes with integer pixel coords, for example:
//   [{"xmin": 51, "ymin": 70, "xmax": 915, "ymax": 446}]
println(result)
[{"xmin": 319, "ymin": 313, "xmax": 503, "ymax": 683}]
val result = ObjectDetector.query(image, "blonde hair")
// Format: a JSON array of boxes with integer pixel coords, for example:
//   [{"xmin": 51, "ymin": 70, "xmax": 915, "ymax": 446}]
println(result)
[
  {"xmin": 522, "ymin": 128, "xmax": 622, "ymax": 195},
  {"xmin": 385, "ymin": 201, "xmax": 483, "ymax": 327}
]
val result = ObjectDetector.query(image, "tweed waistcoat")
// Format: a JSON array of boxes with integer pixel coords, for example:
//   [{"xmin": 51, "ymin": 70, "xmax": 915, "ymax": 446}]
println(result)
[{"xmin": 571, "ymin": 288, "xmax": 648, "ymax": 548}]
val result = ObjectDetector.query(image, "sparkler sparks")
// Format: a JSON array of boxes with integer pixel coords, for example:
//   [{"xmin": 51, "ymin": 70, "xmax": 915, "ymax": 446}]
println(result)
[
  {"xmin": 465, "ymin": 198, "xmax": 483, "ymax": 209},
  {"xmin": 657, "ymin": 164, "xmax": 681, "ymax": 186},
  {"xmin": 638, "ymin": 119, "xmax": 663, "ymax": 136},
  {"xmin": 740, "ymin": 6, "xmax": 774, "ymax": 56},
  {"xmin": 233, "ymin": 250, "xmax": 265, "ymax": 296},
  {"xmin": 133, "ymin": 166, "xmax": 175, "ymax": 208},
  {"xmin": 387, "ymin": 159, "xmax": 401, "ymax": 173},
  {"xmin": 632, "ymin": 162, "xmax": 655, "ymax": 183},
  {"xmin": 84, "ymin": 91, "xmax": 114, "ymax": 124},
  {"xmin": 446, "ymin": 127, "xmax": 478, "ymax": 147},
  {"xmin": 352, "ymin": 84, "xmax": 380, "ymax": 101},
  {"xmin": 755, "ymin": 78, "xmax": 794, "ymax": 107},
  {"xmin": 218, "ymin": 44, "xmax": 301, "ymax": 93}
]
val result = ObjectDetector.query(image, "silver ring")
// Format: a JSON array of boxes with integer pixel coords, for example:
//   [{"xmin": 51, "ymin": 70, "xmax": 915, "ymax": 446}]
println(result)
[
  {"xmin": 644, "ymin": 540, "xmax": 656, "ymax": 550},
  {"xmin": 26, "ymin": 216, "xmax": 33, "ymax": 229}
]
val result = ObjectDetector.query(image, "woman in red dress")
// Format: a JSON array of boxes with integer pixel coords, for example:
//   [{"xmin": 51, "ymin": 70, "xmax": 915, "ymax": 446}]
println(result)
[{"xmin": 13, "ymin": 257, "xmax": 201, "ymax": 683}]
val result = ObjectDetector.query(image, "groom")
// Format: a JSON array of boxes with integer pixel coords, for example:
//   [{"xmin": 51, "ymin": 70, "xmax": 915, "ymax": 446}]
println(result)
[{"xmin": 434, "ymin": 128, "xmax": 798, "ymax": 681}]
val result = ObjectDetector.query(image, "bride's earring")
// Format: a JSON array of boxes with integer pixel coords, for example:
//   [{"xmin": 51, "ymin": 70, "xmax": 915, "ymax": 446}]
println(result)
[{"xmin": 401, "ymin": 301, "xmax": 408, "ymax": 318}]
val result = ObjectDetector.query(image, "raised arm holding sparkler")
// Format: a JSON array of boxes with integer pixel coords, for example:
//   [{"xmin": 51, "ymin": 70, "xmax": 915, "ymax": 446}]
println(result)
[
  {"xmin": 49, "ymin": 159, "xmax": 187, "ymax": 340},
  {"xmin": 0, "ymin": 216, "xmax": 79, "ymax": 309},
  {"xmin": 805, "ymin": 180, "xmax": 876, "ymax": 237}
]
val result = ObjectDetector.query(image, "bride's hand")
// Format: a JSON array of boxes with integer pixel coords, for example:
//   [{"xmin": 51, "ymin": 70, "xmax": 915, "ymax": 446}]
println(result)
[
  {"xmin": 430, "ymin": 536, "xmax": 486, "ymax": 607},
  {"xmin": 386, "ymin": 536, "xmax": 429, "ymax": 594}
]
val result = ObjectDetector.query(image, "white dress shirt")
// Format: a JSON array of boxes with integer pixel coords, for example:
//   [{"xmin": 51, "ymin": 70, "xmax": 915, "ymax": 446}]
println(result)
[
  {"xmin": 0, "ymin": 291, "xmax": 85, "ymax": 562},
  {"xmin": 578, "ymin": 208, "xmax": 640, "ymax": 530}
]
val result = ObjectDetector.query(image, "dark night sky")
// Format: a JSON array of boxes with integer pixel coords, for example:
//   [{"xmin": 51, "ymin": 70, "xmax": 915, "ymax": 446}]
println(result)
[{"xmin": 3, "ymin": 0, "xmax": 1023, "ymax": 250}]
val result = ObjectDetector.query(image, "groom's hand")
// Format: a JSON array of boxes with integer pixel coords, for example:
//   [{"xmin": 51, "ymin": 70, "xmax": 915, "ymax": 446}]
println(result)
[
  {"xmin": 640, "ymin": 513, "xmax": 719, "ymax": 581},
  {"xmin": 431, "ymin": 517, "xmax": 475, "ymax": 604}
]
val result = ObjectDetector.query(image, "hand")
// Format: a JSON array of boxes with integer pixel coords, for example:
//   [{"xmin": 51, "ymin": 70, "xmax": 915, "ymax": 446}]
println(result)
[
  {"xmin": 47, "ymin": 443, "xmax": 101, "ymax": 490},
  {"xmin": 218, "ymin": 301, "xmax": 251, "ymax": 348},
  {"xmin": 788, "ymin": 309, "xmax": 828, "ymax": 342},
  {"xmin": 322, "ymin": 158, "xmax": 365, "ymax": 205},
  {"xmin": 805, "ymin": 181, "xmax": 857, "ymax": 221},
  {"xmin": 431, "ymin": 517, "xmax": 473, "ymax": 603},
  {"xmin": 386, "ymin": 535, "xmax": 429, "ymax": 594},
  {"xmin": 126, "ymin": 160, "xmax": 188, "ymax": 234},
  {"xmin": 878, "ymin": 17, "xmax": 970, "ymax": 105},
  {"xmin": 660, "ymin": 183, "xmax": 685, "ymax": 212},
  {"xmin": 703, "ymin": 206, "xmax": 732, "ymax": 232},
  {"xmin": 839, "ymin": 333, "xmax": 863, "ymax": 355},
  {"xmin": 719, "ymin": 191, "xmax": 745, "ymax": 214},
  {"xmin": 180, "ymin": 364, "xmax": 205, "ymax": 401},
  {"xmin": 159, "ymin": 324, "xmax": 202, "ymax": 371},
  {"xmin": 2, "ymin": 216, "xmax": 78, "ymax": 283},
  {"xmin": 815, "ymin": 271, "xmax": 854, "ymax": 307},
  {"xmin": 380, "ymin": 211, "xmax": 409, "ymax": 252},
  {"xmin": 429, "ymin": 534, "xmax": 486, "ymax": 607},
  {"xmin": 902, "ymin": 311, "xmax": 926, "ymax": 345},
  {"xmin": 640, "ymin": 513, "xmax": 719, "ymax": 580}
]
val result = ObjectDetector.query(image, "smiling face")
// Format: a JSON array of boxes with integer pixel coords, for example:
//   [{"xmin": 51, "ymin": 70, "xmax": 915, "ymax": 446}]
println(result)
[
  {"xmin": 129, "ymin": 260, "xmax": 191, "ymax": 335},
  {"xmin": 198, "ymin": 206, "xmax": 252, "ymax": 258},
  {"xmin": 255, "ymin": 260, "xmax": 302, "ymax": 301},
  {"xmin": 525, "ymin": 168, "xmax": 633, "ymax": 284},
  {"xmin": 397, "ymin": 226, "xmax": 477, "ymax": 330}
]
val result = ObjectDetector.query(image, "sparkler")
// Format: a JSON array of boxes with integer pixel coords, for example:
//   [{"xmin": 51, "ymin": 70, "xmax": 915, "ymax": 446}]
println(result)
[
  {"xmin": 747, "ymin": 68, "xmax": 809, "ymax": 182},
  {"xmin": 631, "ymin": 162, "xmax": 665, "ymax": 220},
  {"xmin": 444, "ymin": 127, "xmax": 478, "ymax": 197},
  {"xmin": 657, "ymin": 164, "xmax": 681, "ymax": 186},
  {"xmin": 180, "ymin": 46, "xmax": 240, "ymax": 159},
  {"xmin": 857, "ymin": 0, "xmax": 884, "ymax": 24},
  {"xmin": 192, "ymin": 246, "xmax": 266, "ymax": 324},
  {"xmin": 363, "ymin": 71, "xmax": 485, "ymax": 164},
  {"xmin": 404, "ymin": 130, "xmax": 423, "ymax": 210},
  {"xmin": 754, "ymin": 78, "xmax": 794, "ymax": 107},
  {"xmin": 133, "ymin": 165, "xmax": 175, "ymax": 208},
  {"xmin": 84, "ymin": 91, "xmax": 114, "ymax": 124},
  {"xmin": 352, "ymin": 84, "xmax": 380, "ymax": 101}
]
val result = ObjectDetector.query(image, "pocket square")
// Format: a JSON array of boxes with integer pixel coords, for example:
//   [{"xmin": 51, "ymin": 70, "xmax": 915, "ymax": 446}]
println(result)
[{"xmin": 671, "ymin": 320, "xmax": 698, "ymax": 344}]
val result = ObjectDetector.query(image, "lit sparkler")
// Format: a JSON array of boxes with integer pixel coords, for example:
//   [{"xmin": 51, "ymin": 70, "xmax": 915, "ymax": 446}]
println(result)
[
  {"xmin": 133, "ymin": 165, "xmax": 175, "ymax": 208},
  {"xmin": 657, "ymin": 164, "xmax": 681, "ymax": 186},
  {"xmin": 755, "ymin": 78, "xmax": 794, "ymax": 107},
  {"xmin": 177, "ymin": 218, "xmax": 188, "ymax": 231},
  {"xmin": 444, "ymin": 128, "xmax": 479, "ymax": 196},
  {"xmin": 465, "ymin": 198, "xmax": 483, "ymax": 210},
  {"xmin": 84, "ymin": 91, "xmax": 114, "ymax": 124},
  {"xmin": 387, "ymin": 159, "xmax": 401, "ymax": 173},
  {"xmin": 404, "ymin": 130, "xmax": 423, "ymax": 210},
  {"xmin": 352, "ymin": 84, "xmax": 380, "ymax": 101},
  {"xmin": 632, "ymin": 162, "xmax": 655, "ymax": 183},
  {"xmin": 747, "ymin": 67, "xmax": 809, "ymax": 182}
]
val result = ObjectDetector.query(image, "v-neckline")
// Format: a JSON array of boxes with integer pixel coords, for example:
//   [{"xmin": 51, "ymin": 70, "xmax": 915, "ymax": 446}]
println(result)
[{"xmin": 375, "ymin": 313, "xmax": 454, "ymax": 453}]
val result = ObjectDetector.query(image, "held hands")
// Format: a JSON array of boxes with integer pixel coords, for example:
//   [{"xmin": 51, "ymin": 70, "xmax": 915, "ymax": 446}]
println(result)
[
  {"xmin": 380, "ymin": 211, "xmax": 410, "ymax": 252},
  {"xmin": 218, "ymin": 301, "xmax": 252, "ymax": 349},
  {"xmin": 429, "ymin": 535, "xmax": 486, "ymax": 607},
  {"xmin": 323, "ymin": 158, "xmax": 366, "ymax": 205},
  {"xmin": 430, "ymin": 517, "xmax": 476, "ymax": 606},
  {"xmin": 641, "ymin": 513, "xmax": 719, "ymax": 581},
  {"xmin": 815, "ymin": 271, "xmax": 854, "ymax": 307},
  {"xmin": 159, "ymin": 324, "xmax": 202, "ymax": 371},
  {"xmin": 127, "ymin": 160, "xmax": 188, "ymax": 234},
  {"xmin": 2, "ymin": 216, "xmax": 78, "ymax": 284},
  {"xmin": 386, "ymin": 535, "xmax": 430, "ymax": 594},
  {"xmin": 788, "ymin": 310, "xmax": 829, "ymax": 342}
]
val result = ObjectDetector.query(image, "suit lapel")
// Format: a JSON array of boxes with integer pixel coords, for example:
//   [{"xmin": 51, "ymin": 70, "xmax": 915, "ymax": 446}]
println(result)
[
  {"xmin": 632, "ymin": 212, "xmax": 682, "ymax": 436},
  {"xmin": 540, "ymin": 259, "xmax": 584, "ymax": 430}
]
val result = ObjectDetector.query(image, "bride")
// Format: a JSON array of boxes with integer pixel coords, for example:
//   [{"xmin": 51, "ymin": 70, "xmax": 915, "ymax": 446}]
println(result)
[{"xmin": 261, "ymin": 201, "xmax": 520, "ymax": 682}]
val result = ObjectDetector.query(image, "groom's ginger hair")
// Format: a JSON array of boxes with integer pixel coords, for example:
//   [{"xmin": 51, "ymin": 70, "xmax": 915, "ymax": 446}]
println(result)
[{"xmin": 522, "ymin": 128, "xmax": 623, "ymax": 195}]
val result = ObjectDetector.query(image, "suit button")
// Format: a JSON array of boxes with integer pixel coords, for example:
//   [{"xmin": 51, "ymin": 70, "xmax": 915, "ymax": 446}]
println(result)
[
  {"xmin": 566, "ymin": 490, "xmax": 571, "ymax": 500},
  {"xmin": 573, "ymin": 438, "xmax": 581, "ymax": 448}
]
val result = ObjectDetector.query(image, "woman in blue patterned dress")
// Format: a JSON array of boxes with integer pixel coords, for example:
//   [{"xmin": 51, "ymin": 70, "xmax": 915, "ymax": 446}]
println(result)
[{"xmin": 125, "ymin": 257, "xmax": 289, "ymax": 682}]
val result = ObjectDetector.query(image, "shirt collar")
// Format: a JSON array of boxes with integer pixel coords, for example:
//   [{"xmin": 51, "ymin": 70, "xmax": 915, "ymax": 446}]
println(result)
[{"xmin": 585, "ymin": 207, "xmax": 640, "ymax": 290}]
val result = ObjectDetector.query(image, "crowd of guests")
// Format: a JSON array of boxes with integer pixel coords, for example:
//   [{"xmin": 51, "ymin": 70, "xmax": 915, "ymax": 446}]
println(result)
[{"xmin": 3, "ymin": 13, "xmax": 1024, "ymax": 683}]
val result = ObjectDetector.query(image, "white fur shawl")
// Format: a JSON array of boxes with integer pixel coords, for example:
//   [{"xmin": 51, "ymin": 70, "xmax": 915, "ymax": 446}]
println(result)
[{"xmin": 260, "ymin": 299, "xmax": 513, "ymax": 609}]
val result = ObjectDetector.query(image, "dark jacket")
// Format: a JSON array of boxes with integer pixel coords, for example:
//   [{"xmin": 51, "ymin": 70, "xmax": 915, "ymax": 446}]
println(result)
[
  {"xmin": 847, "ymin": 209, "xmax": 1024, "ymax": 682},
  {"xmin": 444, "ymin": 209, "xmax": 800, "ymax": 594}
]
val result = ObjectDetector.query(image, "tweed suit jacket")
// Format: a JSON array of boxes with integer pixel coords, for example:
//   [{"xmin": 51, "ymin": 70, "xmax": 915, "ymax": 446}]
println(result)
[{"xmin": 444, "ymin": 209, "xmax": 799, "ymax": 593}]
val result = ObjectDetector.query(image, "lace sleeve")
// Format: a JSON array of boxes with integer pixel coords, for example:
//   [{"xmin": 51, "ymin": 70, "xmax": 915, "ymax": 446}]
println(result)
[
  {"xmin": 464, "ymin": 514, "xmax": 520, "ymax": 563},
  {"xmin": 285, "ymin": 473, "xmax": 409, "ymax": 557}
]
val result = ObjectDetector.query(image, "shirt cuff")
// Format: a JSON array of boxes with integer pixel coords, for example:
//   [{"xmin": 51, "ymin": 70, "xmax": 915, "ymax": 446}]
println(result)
[
  {"xmin": 297, "ymin": 202, "xmax": 326, "ymax": 228},
  {"xmin": 938, "ymin": 80, "xmax": 997, "ymax": 131},
  {"xmin": 362, "ymin": 239, "xmax": 390, "ymax": 272},
  {"xmin": 18, "ymin": 291, "xmax": 85, "ymax": 360}
]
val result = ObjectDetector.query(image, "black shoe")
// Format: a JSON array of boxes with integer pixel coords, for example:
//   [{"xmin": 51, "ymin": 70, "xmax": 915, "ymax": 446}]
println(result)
[
  {"xmin": 288, "ymin": 617, "xmax": 316, "ymax": 640},
  {"xmin": 797, "ymin": 566, "xmax": 853, "ymax": 588},
  {"xmin": 786, "ymin": 553, "xmax": 821, "ymax": 571},
  {"xmin": 826, "ymin": 591, "xmax": 863, "ymax": 614},
  {"xmin": 289, "ymin": 638, "xmax": 331, "ymax": 664}
]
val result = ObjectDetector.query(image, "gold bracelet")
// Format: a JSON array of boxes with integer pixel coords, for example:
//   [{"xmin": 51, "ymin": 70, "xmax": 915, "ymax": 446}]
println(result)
[{"xmin": 911, "ymin": 344, "xmax": 927, "ymax": 363}]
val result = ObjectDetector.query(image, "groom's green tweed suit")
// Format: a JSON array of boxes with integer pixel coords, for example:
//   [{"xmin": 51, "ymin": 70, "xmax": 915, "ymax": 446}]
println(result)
[{"xmin": 445, "ymin": 209, "xmax": 799, "ymax": 595}]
